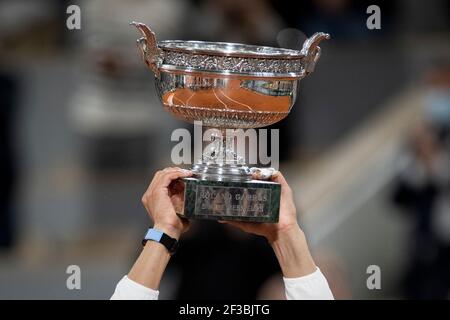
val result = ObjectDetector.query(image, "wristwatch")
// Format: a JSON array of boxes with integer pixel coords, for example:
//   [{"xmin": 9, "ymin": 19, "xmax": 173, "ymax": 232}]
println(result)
[{"xmin": 142, "ymin": 228, "xmax": 179, "ymax": 254}]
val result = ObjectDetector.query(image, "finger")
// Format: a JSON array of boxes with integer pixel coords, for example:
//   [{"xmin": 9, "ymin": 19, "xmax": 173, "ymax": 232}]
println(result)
[
  {"xmin": 250, "ymin": 167, "xmax": 276, "ymax": 180},
  {"xmin": 271, "ymin": 170, "xmax": 290, "ymax": 188},
  {"xmin": 250, "ymin": 171, "xmax": 262, "ymax": 180},
  {"xmin": 151, "ymin": 168, "xmax": 166, "ymax": 185},
  {"xmin": 151, "ymin": 167, "xmax": 187, "ymax": 190},
  {"xmin": 271, "ymin": 171, "xmax": 294, "ymax": 198},
  {"xmin": 152, "ymin": 168, "xmax": 174, "ymax": 186},
  {"xmin": 169, "ymin": 179, "xmax": 185, "ymax": 195},
  {"xmin": 157, "ymin": 169, "xmax": 193, "ymax": 189},
  {"xmin": 170, "ymin": 191, "xmax": 185, "ymax": 211},
  {"xmin": 270, "ymin": 170, "xmax": 284, "ymax": 183}
]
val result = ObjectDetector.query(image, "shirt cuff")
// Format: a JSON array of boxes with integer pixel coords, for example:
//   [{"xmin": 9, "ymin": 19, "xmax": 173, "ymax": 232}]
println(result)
[
  {"xmin": 283, "ymin": 267, "xmax": 334, "ymax": 300},
  {"xmin": 110, "ymin": 275, "xmax": 159, "ymax": 300}
]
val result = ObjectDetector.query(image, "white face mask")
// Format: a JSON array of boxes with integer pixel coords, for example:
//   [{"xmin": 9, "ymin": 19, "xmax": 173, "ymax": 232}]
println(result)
[{"xmin": 425, "ymin": 89, "xmax": 450, "ymax": 127}]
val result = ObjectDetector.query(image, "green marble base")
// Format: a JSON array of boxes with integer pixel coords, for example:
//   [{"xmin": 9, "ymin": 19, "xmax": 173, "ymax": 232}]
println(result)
[{"xmin": 177, "ymin": 177, "xmax": 280, "ymax": 223}]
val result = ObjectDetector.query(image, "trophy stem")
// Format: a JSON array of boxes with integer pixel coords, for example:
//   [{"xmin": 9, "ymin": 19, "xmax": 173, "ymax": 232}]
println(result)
[
  {"xmin": 191, "ymin": 126, "xmax": 251, "ymax": 182},
  {"xmin": 201, "ymin": 127, "xmax": 240, "ymax": 165}
]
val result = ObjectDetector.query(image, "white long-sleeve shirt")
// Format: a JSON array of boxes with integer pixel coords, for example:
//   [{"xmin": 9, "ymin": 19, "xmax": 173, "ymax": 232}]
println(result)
[{"xmin": 111, "ymin": 267, "xmax": 334, "ymax": 300}]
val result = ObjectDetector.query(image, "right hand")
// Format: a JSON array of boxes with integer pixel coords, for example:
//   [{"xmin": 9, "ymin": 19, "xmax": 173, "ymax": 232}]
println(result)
[
  {"xmin": 141, "ymin": 167, "xmax": 193, "ymax": 239},
  {"xmin": 220, "ymin": 171, "xmax": 300, "ymax": 243}
]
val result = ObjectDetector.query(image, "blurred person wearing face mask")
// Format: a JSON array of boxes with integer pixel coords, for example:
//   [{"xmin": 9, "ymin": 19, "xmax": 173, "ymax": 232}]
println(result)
[
  {"xmin": 393, "ymin": 121, "xmax": 450, "ymax": 299},
  {"xmin": 392, "ymin": 62, "xmax": 450, "ymax": 299},
  {"xmin": 424, "ymin": 62, "xmax": 450, "ymax": 143}
]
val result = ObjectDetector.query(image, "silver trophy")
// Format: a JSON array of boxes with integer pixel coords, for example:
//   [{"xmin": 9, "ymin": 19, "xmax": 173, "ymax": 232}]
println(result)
[{"xmin": 131, "ymin": 22, "xmax": 329, "ymax": 222}]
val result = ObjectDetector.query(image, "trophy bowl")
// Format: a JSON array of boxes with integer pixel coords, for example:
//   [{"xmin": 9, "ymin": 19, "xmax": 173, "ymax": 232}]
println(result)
[
  {"xmin": 131, "ymin": 22, "xmax": 329, "ymax": 129},
  {"xmin": 131, "ymin": 22, "xmax": 329, "ymax": 222}
]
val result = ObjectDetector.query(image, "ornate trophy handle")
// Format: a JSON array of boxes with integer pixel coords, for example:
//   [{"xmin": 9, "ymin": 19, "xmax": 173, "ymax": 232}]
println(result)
[
  {"xmin": 130, "ymin": 21, "xmax": 162, "ymax": 77},
  {"xmin": 300, "ymin": 32, "xmax": 330, "ymax": 75}
]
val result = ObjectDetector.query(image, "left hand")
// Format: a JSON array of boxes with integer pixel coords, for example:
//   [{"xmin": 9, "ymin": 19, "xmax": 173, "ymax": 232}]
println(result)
[{"xmin": 141, "ymin": 167, "xmax": 193, "ymax": 239}]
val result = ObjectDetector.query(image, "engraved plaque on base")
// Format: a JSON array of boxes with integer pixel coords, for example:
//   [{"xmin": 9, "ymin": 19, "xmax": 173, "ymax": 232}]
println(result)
[{"xmin": 179, "ymin": 177, "xmax": 280, "ymax": 223}]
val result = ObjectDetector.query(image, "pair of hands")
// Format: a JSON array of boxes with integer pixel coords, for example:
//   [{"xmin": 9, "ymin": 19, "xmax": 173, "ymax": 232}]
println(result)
[{"xmin": 141, "ymin": 167, "xmax": 299, "ymax": 243}]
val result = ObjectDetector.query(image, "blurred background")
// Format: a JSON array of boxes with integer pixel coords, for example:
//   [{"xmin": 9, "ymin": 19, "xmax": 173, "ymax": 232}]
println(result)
[{"xmin": 0, "ymin": 0, "xmax": 449, "ymax": 299}]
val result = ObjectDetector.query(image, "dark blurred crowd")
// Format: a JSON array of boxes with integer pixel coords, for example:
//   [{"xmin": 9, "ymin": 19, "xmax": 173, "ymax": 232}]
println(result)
[{"xmin": 392, "ymin": 63, "xmax": 450, "ymax": 299}]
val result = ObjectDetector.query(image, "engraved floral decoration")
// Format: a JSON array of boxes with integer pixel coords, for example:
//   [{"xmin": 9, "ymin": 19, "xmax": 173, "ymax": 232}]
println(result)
[{"xmin": 162, "ymin": 51, "xmax": 306, "ymax": 75}]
